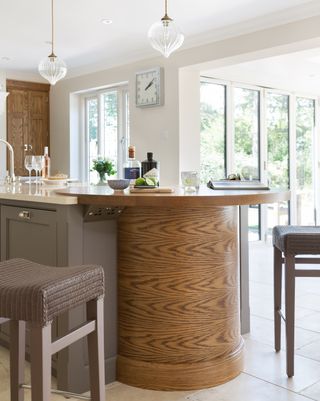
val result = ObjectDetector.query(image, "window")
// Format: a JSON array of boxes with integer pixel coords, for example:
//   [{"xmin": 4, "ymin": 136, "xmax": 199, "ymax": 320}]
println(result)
[
  {"xmin": 296, "ymin": 97, "xmax": 315, "ymax": 225},
  {"xmin": 200, "ymin": 80, "xmax": 226, "ymax": 183},
  {"xmin": 200, "ymin": 77, "xmax": 318, "ymax": 241},
  {"xmin": 85, "ymin": 85, "xmax": 129, "ymax": 183},
  {"xmin": 266, "ymin": 92, "xmax": 290, "ymax": 235}
]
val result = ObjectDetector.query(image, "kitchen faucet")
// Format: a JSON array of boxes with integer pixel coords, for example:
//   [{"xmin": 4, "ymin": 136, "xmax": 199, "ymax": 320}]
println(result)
[{"xmin": 0, "ymin": 139, "xmax": 16, "ymax": 183}]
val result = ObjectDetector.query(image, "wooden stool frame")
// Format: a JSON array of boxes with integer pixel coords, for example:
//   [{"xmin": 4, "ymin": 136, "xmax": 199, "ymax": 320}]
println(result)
[
  {"xmin": 0, "ymin": 298, "xmax": 105, "ymax": 401},
  {"xmin": 274, "ymin": 248, "xmax": 320, "ymax": 377}
]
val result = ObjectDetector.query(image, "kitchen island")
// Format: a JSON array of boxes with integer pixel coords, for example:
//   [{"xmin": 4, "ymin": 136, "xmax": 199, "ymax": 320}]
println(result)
[{"xmin": 58, "ymin": 185, "xmax": 290, "ymax": 391}]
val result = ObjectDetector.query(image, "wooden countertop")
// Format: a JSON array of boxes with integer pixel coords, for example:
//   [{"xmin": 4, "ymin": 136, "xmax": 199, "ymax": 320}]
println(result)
[{"xmin": 57, "ymin": 185, "xmax": 290, "ymax": 208}]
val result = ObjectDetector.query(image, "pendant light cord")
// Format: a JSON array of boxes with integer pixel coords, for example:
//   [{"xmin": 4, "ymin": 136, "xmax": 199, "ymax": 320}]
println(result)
[
  {"xmin": 50, "ymin": 0, "xmax": 55, "ymax": 57},
  {"xmin": 165, "ymin": 0, "xmax": 168, "ymax": 15}
]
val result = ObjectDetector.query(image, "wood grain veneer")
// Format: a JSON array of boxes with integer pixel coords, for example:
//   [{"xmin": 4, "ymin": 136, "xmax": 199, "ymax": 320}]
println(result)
[{"xmin": 117, "ymin": 206, "xmax": 243, "ymax": 390}]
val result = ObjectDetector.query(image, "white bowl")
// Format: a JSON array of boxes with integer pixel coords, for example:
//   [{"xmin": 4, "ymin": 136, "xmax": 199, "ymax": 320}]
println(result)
[{"xmin": 107, "ymin": 179, "xmax": 130, "ymax": 191}]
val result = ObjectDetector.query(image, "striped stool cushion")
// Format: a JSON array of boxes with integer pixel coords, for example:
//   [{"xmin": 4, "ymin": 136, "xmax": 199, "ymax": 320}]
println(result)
[
  {"xmin": 0, "ymin": 259, "xmax": 104, "ymax": 326},
  {"xmin": 273, "ymin": 226, "xmax": 320, "ymax": 255}
]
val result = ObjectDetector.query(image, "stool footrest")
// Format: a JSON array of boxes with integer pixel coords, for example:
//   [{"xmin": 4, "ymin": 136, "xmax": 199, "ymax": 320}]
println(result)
[
  {"xmin": 295, "ymin": 269, "xmax": 320, "ymax": 277},
  {"xmin": 20, "ymin": 384, "xmax": 91, "ymax": 400},
  {"xmin": 51, "ymin": 320, "xmax": 96, "ymax": 355}
]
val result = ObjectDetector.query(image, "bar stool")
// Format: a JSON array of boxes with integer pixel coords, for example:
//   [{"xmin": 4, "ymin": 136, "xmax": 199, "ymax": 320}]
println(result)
[
  {"xmin": 273, "ymin": 226, "xmax": 320, "ymax": 377},
  {"xmin": 0, "ymin": 258, "xmax": 105, "ymax": 401}
]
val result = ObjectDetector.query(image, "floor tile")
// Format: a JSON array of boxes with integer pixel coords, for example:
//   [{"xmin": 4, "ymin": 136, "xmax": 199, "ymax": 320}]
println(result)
[
  {"xmin": 300, "ymin": 379, "xmax": 320, "ymax": 401},
  {"xmin": 243, "ymin": 338, "xmax": 320, "ymax": 392},
  {"xmin": 296, "ymin": 312, "xmax": 320, "ymax": 333},
  {"xmin": 296, "ymin": 294, "xmax": 320, "ymax": 312},
  {"xmin": 245, "ymin": 315, "xmax": 320, "ymax": 350},
  {"xmin": 249, "ymin": 295, "xmax": 314, "ymax": 321},
  {"xmin": 186, "ymin": 372, "xmax": 311, "ymax": 401},
  {"xmin": 296, "ymin": 338, "xmax": 320, "ymax": 362},
  {"xmin": 104, "ymin": 381, "xmax": 192, "ymax": 401}
]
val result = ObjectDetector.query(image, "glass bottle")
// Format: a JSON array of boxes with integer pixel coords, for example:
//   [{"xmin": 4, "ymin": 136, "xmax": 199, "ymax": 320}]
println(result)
[
  {"xmin": 141, "ymin": 152, "xmax": 160, "ymax": 186},
  {"xmin": 42, "ymin": 146, "xmax": 51, "ymax": 178},
  {"xmin": 123, "ymin": 145, "xmax": 141, "ymax": 185}
]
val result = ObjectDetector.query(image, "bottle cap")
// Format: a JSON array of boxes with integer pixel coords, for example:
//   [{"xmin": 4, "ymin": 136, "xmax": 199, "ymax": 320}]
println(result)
[
  {"xmin": 147, "ymin": 152, "xmax": 153, "ymax": 161},
  {"xmin": 128, "ymin": 145, "xmax": 135, "ymax": 159}
]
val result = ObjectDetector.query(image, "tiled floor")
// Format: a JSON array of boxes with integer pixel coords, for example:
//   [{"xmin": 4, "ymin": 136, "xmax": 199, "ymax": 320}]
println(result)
[{"xmin": 2, "ymin": 242, "xmax": 320, "ymax": 400}]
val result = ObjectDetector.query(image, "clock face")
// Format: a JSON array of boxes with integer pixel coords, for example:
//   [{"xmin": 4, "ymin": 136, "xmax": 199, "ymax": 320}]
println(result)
[{"xmin": 136, "ymin": 68, "xmax": 162, "ymax": 107}]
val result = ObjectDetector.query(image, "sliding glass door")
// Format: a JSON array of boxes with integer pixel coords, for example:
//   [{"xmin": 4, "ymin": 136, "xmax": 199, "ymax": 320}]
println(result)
[
  {"xmin": 200, "ymin": 81, "xmax": 226, "ymax": 183},
  {"xmin": 200, "ymin": 77, "xmax": 318, "ymax": 241},
  {"xmin": 265, "ymin": 92, "xmax": 290, "ymax": 236},
  {"xmin": 296, "ymin": 97, "xmax": 315, "ymax": 225}
]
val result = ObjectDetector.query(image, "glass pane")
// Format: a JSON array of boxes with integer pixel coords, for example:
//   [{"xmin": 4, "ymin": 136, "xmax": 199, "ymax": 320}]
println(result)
[
  {"xmin": 266, "ymin": 92, "xmax": 290, "ymax": 236},
  {"xmin": 200, "ymin": 82, "xmax": 226, "ymax": 183},
  {"xmin": 234, "ymin": 88, "xmax": 260, "ymax": 240},
  {"xmin": 87, "ymin": 97, "xmax": 98, "ymax": 183},
  {"xmin": 296, "ymin": 97, "xmax": 315, "ymax": 225},
  {"xmin": 103, "ymin": 91, "xmax": 118, "ymax": 167},
  {"xmin": 234, "ymin": 87, "xmax": 260, "ymax": 180}
]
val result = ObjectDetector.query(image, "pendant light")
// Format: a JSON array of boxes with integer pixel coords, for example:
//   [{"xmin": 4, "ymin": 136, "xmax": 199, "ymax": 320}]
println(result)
[
  {"xmin": 0, "ymin": 85, "xmax": 8, "ymax": 116},
  {"xmin": 38, "ymin": 0, "xmax": 67, "ymax": 85},
  {"xmin": 148, "ymin": 0, "xmax": 184, "ymax": 58}
]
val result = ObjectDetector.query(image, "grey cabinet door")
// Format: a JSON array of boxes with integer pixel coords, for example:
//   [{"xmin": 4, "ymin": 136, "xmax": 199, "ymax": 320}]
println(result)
[{"xmin": 1, "ymin": 205, "xmax": 57, "ymax": 265}]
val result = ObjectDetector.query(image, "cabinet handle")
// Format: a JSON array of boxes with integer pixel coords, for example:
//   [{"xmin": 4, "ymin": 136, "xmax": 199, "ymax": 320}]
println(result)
[{"xmin": 18, "ymin": 211, "xmax": 31, "ymax": 220}]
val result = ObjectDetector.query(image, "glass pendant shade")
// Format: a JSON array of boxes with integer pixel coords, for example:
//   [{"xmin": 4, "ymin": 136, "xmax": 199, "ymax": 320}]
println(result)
[
  {"xmin": 148, "ymin": 18, "xmax": 184, "ymax": 58},
  {"xmin": 38, "ymin": 54, "xmax": 67, "ymax": 86}
]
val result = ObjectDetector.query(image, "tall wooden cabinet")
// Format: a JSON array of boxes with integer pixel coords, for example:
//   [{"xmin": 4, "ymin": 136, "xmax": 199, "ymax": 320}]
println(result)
[{"xmin": 6, "ymin": 80, "xmax": 50, "ymax": 176}]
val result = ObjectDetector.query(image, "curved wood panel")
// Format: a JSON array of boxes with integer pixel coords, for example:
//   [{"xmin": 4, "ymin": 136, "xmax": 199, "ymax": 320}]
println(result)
[
  {"xmin": 117, "ymin": 206, "xmax": 243, "ymax": 390},
  {"xmin": 59, "ymin": 185, "xmax": 290, "ymax": 208}
]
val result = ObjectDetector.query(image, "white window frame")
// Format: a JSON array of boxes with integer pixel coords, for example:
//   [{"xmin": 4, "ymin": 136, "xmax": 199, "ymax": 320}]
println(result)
[
  {"xmin": 200, "ymin": 76, "xmax": 320, "ymax": 240},
  {"xmin": 82, "ymin": 84, "xmax": 129, "ymax": 182}
]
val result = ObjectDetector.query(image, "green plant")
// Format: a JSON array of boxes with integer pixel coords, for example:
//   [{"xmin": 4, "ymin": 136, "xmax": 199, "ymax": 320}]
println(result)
[{"xmin": 91, "ymin": 158, "xmax": 116, "ymax": 179}]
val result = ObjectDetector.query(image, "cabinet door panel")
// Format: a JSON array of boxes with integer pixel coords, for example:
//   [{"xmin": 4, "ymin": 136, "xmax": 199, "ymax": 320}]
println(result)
[
  {"xmin": 1, "ymin": 205, "xmax": 57, "ymax": 265},
  {"xmin": 7, "ymin": 89, "xmax": 28, "ymax": 176},
  {"xmin": 28, "ymin": 91, "xmax": 49, "ymax": 156},
  {"xmin": 6, "ymin": 80, "xmax": 50, "ymax": 176}
]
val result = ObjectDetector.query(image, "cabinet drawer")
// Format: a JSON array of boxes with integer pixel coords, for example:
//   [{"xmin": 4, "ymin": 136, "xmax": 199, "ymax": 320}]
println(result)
[{"xmin": 1, "ymin": 205, "xmax": 57, "ymax": 265}]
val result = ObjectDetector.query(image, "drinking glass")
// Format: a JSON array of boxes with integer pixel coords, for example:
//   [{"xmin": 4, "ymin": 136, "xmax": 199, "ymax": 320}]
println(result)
[
  {"xmin": 24, "ymin": 155, "xmax": 34, "ymax": 184},
  {"xmin": 34, "ymin": 156, "xmax": 44, "ymax": 184},
  {"xmin": 181, "ymin": 171, "xmax": 200, "ymax": 192}
]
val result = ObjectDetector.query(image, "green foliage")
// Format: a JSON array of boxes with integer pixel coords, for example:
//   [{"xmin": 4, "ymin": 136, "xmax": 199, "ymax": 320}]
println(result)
[{"xmin": 91, "ymin": 158, "xmax": 116, "ymax": 177}]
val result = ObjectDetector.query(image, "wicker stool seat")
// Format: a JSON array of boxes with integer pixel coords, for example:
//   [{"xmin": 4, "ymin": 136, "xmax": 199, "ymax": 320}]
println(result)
[
  {"xmin": 273, "ymin": 225, "xmax": 320, "ymax": 378},
  {"xmin": 0, "ymin": 258, "xmax": 105, "ymax": 401},
  {"xmin": 0, "ymin": 258, "xmax": 104, "ymax": 326},
  {"xmin": 273, "ymin": 225, "xmax": 320, "ymax": 255}
]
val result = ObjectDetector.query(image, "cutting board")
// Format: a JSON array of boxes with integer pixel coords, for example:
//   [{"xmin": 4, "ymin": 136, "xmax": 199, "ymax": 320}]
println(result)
[{"xmin": 130, "ymin": 187, "xmax": 174, "ymax": 193}]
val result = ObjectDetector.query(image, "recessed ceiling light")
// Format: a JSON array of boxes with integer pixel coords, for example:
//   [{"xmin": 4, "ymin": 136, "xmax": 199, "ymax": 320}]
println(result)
[{"xmin": 101, "ymin": 19, "xmax": 113, "ymax": 25}]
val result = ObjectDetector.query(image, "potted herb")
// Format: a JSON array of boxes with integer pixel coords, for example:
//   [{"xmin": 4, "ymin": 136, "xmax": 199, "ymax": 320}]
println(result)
[{"xmin": 92, "ymin": 158, "xmax": 117, "ymax": 184}]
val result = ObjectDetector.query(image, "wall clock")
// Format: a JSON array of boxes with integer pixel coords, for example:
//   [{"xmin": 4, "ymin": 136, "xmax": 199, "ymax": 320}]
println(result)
[{"xmin": 135, "ymin": 67, "xmax": 163, "ymax": 107}]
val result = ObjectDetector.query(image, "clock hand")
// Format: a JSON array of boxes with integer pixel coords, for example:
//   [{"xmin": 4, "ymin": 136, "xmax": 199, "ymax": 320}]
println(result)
[{"xmin": 145, "ymin": 78, "xmax": 155, "ymax": 91}]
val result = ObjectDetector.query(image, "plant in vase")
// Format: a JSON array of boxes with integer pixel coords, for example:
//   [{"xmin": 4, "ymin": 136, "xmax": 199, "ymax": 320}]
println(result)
[{"xmin": 91, "ymin": 158, "xmax": 116, "ymax": 185}]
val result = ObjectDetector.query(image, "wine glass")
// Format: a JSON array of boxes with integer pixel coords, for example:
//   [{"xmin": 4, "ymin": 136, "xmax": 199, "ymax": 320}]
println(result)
[
  {"xmin": 24, "ymin": 155, "xmax": 34, "ymax": 184},
  {"xmin": 33, "ymin": 156, "xmax": 44, "ymax": 184}
]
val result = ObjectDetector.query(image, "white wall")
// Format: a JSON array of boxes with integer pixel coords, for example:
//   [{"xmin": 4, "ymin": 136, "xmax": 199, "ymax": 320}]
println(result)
[{"xmin": 50, "ymin": 15, "xmax": 320, "ymax": 185}]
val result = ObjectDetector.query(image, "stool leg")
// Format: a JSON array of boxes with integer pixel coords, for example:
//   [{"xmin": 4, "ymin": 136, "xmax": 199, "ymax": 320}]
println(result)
[
  {"xmin": 10, "ymin": 320, "xmax": 25, "ymax": 401},
  {"xmin": 285, "ymin": 254, "xmax": 295, "ymax": 377},
  {"xmin": 274, "ymin": 246, "xmax": 282, "ymax": 352},
  {"xmin": 30, "ymin": 323, "xmax": 51, "ymax": 401},
  {"xmin": 87, "ymin": 298, "xmax": 105, "ymax": 401}
]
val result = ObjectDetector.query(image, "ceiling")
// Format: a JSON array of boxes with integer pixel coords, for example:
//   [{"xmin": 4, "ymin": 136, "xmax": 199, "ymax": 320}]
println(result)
[
  {"xmin": 204, "ymin": 47, "xmax": 320, "ymax": 96},
  {"xmin": 1, "ymin": 0, "xmax": 320, "ymax": 79}
]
